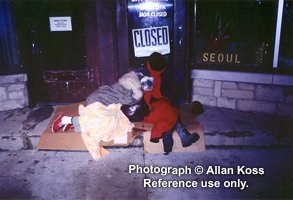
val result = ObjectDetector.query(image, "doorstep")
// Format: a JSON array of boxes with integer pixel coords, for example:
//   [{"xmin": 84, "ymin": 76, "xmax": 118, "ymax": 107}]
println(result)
[{"xmin": 0, "ymin": 104, "xmax": 292, "ymax": 151}]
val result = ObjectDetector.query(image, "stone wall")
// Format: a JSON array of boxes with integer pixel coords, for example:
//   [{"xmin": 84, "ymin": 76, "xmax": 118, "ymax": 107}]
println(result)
[
  {"xmin": 192, "ymin": 78, "xmax": 293, "ymax": 117},
  {"xmin": 0, "ymin": 74, "xmax": 29, "ymax": 111}
]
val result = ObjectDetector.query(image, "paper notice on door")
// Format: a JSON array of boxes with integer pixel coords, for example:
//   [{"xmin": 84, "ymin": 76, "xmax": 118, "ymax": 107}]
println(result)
[
  {"xmin": 132, "ymin": 26, "xmax": 170, "ymax": 57},
  {"xmin": 114, "ymin": 134, "xmax": 128, "ymax": 144},
  {"xmin": 49, "ymin": 16, "xmax": 72, "ymax": 32}
]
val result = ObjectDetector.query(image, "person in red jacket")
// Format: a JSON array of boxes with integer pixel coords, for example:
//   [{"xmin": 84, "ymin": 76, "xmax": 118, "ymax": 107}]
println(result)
[{"xmin": 140, "ymin": 52, "xmax": 200, "ymax": 153}]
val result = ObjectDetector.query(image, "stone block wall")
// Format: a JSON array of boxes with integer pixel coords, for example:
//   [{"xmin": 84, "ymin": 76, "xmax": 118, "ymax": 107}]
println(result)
[
  {"xmin": 0, "ymin": 74, "xmax": 29, "ymax": 111},
  {"xmin": 192, "ymin": 78, "xmax": 293, "ymax": 117}
]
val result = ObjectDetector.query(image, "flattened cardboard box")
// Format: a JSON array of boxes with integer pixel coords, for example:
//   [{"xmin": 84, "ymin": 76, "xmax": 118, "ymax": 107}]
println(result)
[
  {"xmin": 36, "ymin": 102, "xmax": 145, "ymax": 150},
  {"xmin": 36, "ymin": 102, "xmax": 205, "ymax": 153}
]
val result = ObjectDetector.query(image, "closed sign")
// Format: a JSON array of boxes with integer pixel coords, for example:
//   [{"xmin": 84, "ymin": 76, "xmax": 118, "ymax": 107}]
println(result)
[{"xmin": 132, "ymin": 26, "xmax": 170, "ymax": 57}]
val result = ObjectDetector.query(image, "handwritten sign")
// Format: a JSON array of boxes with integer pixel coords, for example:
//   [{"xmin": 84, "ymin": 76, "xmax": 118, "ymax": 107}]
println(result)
[{"xmin": 49, "ymin": 16, "xmax": 72, "ymax": 32}]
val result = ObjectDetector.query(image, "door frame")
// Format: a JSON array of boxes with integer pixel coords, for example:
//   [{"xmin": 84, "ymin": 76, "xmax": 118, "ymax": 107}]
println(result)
[
  {"xmin": 173, "ymin": 0, "xmax": 193, "ymax": 103},
  {"xmin": 115, "ymin": 0, "xmax": 192, "ymax": 102}
]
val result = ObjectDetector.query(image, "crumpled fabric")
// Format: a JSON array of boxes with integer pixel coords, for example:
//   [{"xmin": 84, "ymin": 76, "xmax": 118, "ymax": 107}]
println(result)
[
  {"xmin": 144, "ymin": 61, "xmax": 165, "ymax": 107},
  {"xmin": 85, "ymin": 71, "xmax": 142, "ymax": 107},
  {"xmin": 144, "ymin": 97, "xmax": 179, "ymax": 142},
  {"xmin": 78, "ymin": 102, "xmax": 134, "ymax": 161},
  {"xmin": 85, "ymin": 83, "xmax": 138, "ymax": 107}
]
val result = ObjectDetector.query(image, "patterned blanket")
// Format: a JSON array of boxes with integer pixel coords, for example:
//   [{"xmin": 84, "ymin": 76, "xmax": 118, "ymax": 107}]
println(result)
[{"xmin": 78, "ymin": 102, "xmax": 134, "ymax": 160}]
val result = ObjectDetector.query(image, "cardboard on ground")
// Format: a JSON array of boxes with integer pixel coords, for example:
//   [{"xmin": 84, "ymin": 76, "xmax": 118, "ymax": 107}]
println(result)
[{"xmin": 36, "ymin": 102, "xmax": 205, "ymax": 153}]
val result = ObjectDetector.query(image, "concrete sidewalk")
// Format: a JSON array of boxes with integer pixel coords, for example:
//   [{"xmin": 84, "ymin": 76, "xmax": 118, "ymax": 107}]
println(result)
[
  {"xmin": 0, "ymin": 147, "xmax": 292, "ymax": 199},
  {"xmin": 0, "ymin": 105, "xmax": 292, "ymax": 199},
  {"xmin": 0, "ymin": 104, "xmax": 292, "ymax": 151}
]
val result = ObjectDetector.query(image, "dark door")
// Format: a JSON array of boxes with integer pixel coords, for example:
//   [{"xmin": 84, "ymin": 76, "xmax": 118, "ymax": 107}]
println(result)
[
  {"xmin": 14, "ymin": 0, "xmax": 99, "ymax": 105},
  {"xmin": 13, "ymin": 0, "xmax": 191, "ymax": 105},
  {"xmin": 116, "ymin": 0, "xmax": 192, "ymax": 102}
]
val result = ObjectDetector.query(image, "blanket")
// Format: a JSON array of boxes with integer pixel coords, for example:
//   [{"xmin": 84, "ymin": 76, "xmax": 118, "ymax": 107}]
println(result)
[
  {"xmin": 79, "ymin": 102, "xmax": 134, "ymax": 160},
  {"xmin": 86, "ymin": 71, "xmax": 143, "ymax": 106}
]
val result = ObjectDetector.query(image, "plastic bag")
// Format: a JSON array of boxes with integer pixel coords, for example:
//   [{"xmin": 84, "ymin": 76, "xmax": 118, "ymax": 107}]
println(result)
[
  {"xmin": 136, "ymin": 72, "xmax": 154, "ymax": 92},
  {"xmin": 121, "ymin": 100, "xmax": 149, "ymax": 122},
  {"xmin": 191, "ymin": 101, "xmax": 204, "ymax": 115}
]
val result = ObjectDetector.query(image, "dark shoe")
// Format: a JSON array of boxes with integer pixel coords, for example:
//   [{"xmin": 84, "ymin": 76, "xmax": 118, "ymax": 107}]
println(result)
[
  {"xmin": 163, "ymin": 129, "xmax": 174, "ymax": 153},
  {"xmin": 183, "ymin": 133, "xmax": 200, "ymax": 147},
  {"xmin": 174, "ymin": 122, "xmax": 200, "ymax": 147},
  {"xmin": 150, "ymin": 138, "xmax": 159, "ymax": 143}
]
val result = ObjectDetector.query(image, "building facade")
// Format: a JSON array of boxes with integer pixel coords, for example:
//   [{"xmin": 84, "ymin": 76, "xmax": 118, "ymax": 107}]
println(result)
[{"xmin": 0, "ymin": 0, "xmax": 292, "ymax": 117}]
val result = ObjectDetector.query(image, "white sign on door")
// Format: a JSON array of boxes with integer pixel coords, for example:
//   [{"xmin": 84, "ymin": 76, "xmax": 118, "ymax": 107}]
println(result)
[
  {"xmin": 49, "ymin": 16, "xmax": 72, "ymax": 32},
  {"xmin": 132, "ymin": 26, "xmax": 170, "ymax": 57}
]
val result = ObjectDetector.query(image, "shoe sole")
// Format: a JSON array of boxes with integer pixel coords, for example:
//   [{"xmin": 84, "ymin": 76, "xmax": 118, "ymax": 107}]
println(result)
[{"xmin": 63, "ymin": 124, "xmax": 73, "ymax": 131}]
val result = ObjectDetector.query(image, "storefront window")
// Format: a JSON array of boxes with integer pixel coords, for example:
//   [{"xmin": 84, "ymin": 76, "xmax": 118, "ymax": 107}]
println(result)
[
  {"xmin": 196, "ymin": 0, "xmax": 276, "ymax": 71},
  {"xmin": 0, "ymin": 0, "xmax": 20, "ymax": 71},
  {"xmin": 278, "ymin": 1, "xmax": 293, "ymax": 72}
]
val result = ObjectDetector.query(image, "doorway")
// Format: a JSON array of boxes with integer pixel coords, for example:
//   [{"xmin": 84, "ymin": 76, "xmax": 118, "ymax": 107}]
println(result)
[
  {"xmin": 13, "ymin": 0, "xmax": 99, "ymax": 105},
  {"xmin": 13, "ymin": 0, "xmax": 192, "ymax": 105},
  {"xmin": 124, "ymin": 0, "xmax": 192, "ymax": 102}
]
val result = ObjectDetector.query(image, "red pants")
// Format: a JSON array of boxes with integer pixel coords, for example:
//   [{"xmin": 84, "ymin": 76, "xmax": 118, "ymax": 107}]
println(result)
[{"xmin": 144, "ymin": 97, "xmax": 179, "ymax": 142}]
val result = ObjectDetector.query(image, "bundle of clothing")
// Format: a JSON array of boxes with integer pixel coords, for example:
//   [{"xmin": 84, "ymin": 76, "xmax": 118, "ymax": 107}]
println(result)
[
  {"xmin": 139, "ymin": 52, "xmax": 200, "ymax": 154},
  {"xmin": 86, "ymin": 71, "xmax": 143, "ymax": 106},
  {"xmin": 78, "ymin": 71, "xmax": 153, "ymax": 160}
]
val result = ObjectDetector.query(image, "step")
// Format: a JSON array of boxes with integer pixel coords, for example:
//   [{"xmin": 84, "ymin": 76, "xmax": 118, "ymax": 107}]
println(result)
[{"xmin": 1, "ymin": 105, "xmax": 292, "ymax": 151}]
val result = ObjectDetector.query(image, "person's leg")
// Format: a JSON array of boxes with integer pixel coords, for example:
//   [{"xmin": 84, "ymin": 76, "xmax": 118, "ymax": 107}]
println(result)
[
  {"xmin": 162, "ymin": 126, "xmax": 175, "ymax": 153},
  {"xmin": 174, "ymin": 117, "xmax": 200, "ymax": 147},
  {"xmin": 71, "ymin": 116, "xmax": 81, "ymax": 132}
]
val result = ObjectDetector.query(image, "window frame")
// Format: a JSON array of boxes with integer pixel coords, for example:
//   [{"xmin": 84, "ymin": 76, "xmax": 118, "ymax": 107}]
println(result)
[
  {"xmin": 0, "ymin": 0, "xmax": 24, "ymax": 76},
  {"xmin": 193, "ymin": 0, "xmax": 293, "ymax": 76}
]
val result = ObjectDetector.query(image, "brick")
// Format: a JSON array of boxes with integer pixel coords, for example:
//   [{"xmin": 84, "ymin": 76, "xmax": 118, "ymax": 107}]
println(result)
[
  {"xmin": 237, "ymin": 100, "xmax": 276, "ymax": 114},
  {"xmin": 222, "ymin": 89, "xmax": 254, "ymax": 99},
  {"xmin": 8, "ymin": 84, "xmax": 25, "ymax": 91},
  {"xmin": 217, "ymin": 98, "xmax": 236, "ymax": 109},
  {"xmin": 214, "ymin": 81, "xmax": 221, "ymax": 97},
  {"xmin": 193, "ymin": 79, "xmax": 214, "ymax": 88},
  {"xmin": 1, "ymin": 100, "xmax": 23, "ymax": 110},
  {"xmin": 193, "ymin": 87, "xmax": 213, "ymax": 96},
  {"xmin": 276, "ymin": 103, "xmax": 293, "ymax": 117},
  {"xmin": 0, "ymin": 87, "xmax": 7, "ymax": 101},
  {"xmin": 0, "ymin": 74, "xmax": 26, "ymax": 84},
  {"xmin": 17, "ymin": 98, "xmax": 26, "ymax": 105},
  {"xmin": 238, "ymin": 83, "xmax": 255, "ymax": 90},
  {"xmin": 9, "ymin": 91, "xmax": 24, "ymax": 99},
  {"xmin": 192, "ymin": 94, "xmax": 216, "ymax": 106},
  {"xmin": 222, "ymin": 82, "xmax": 237, "ymax": 89},
  {"xmin": 256, "ymin": 85, "xmax": 284, "ymax": 102}
]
